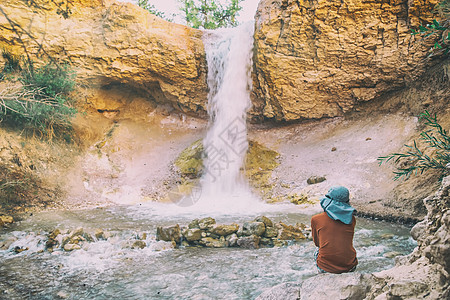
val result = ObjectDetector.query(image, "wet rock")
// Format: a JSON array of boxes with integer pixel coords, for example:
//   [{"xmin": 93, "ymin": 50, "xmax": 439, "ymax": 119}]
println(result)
[
  {"xmin": 237, "ymin": 235, "xmax": 260, "ymax": 249},
  {"xmin": 260, "ymin": 238, "xmax": 273, "ymax": 246},
  {"xmin": 245, "ymin": 141, "xmax": 280, "ymax": 197},
  {"xmin": 188, "ymin": 219, "xmax": 200, "ymax": 229},
  {"xmin": 63, "ymin": 244, "xmax": 81, "ymax": 251},
  {"xmin": 199, "ymin": 237, "xmax": 227, "ymax": 248},
  {"xmin": 296, "ymin": 223, "xmax": 307, "ymax": 230},
  {"xmin": 131, "ymin": 240, "xmax": 146, "ymax": 249},
  {"xmin": 156, "ymin": 224, "xmax": 181, "ymax": 243},
  {"xmin": 48, "ymin": 229, "xmax": 61, "ymax": 240},
  {"xmin": 289, "ymin": 194, "xmax": 310, "ymax": 205},
  {"xmin": 56, "ymin": 291, "xmax": 69, "ymax": 299},
  {"xmin": 149, "ymin": 241, "xmax": 175, "ymax": 251},
  {"xmin": 13, "ymin": 246, "xmax": 28, "ymax": 253},
  {"xmin": 136, "ymin": 232, "xmax": 147, "ymax": 240},
  {"xmin": 69, "ymin": 227, "xmax": 93, "ymax": 242},
  {"xmin": 227, "ymin": 233, "xmax": 238, "ymax": 247},
  {"xmin": 198, "ymin": 217, "xmax": 216, "ymax": 230},
  {"xmin": 0, "ymin": 236, "xmax": 18, "ymax": 250},
  {"xmin": 380, "ymin": 233, "xmax": 394, "ymax": 239},
  {"xmin": 255, "ymin": 216, "xmax": 273, "ymax": 227},
  {"xmin": 70, "ymin": 236, "xmax": 85, "ymax": 244},
  {"xmin": 0, "ymin": 215, "xmax": 13, "ymax": 224},
  {"xmin": 184, "ymin": 228, "xmax": 203, "ymax": 242},
  {"xmin": 94, "ymin": 229, "xmax": 105, "ymax": 240},
  {"xmin": 272, "ymin": 239, "xmax": 288, "ymax": 247},
  {"xmin": 0, "ymin": 218, "xmax": 4, "ymax": 228},
  {"xmin": 61, "ymin": 236, "xmax": 71, "ymax": 247},
  {"xmin": 276, "ymin": 222, "xmax": 306, "ymax": 240},
  {"xmin": 46, "ymin": 229, "xmax": 61, "ymax": 249},
  {"xmin": 240, "ymin": 221, "xmax": 266, "ymax": 237},
  {"xmin": 263, "ymin": 227, "xmax": 278, "ymax": 238},
  {"xmin": 210, "ymin": 224, "xmax": 239, "ymax": 236},
  {"xmin": 206, "ymin": 232, "xmax": 220, "ymax": 239},
  {"xmin": 175, "ymin": 140, "xmax": 204, "ymax": 178},
  {"xmin": 307, "ymin": 176, "xmax": 326, "ymax": 185}
]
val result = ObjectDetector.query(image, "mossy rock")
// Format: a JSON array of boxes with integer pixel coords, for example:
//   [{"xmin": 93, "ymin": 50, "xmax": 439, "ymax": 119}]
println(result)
[
  {"xmin": 174, "ymin": 139, "xmax": 204, "ymax": 178},
  {"xmin": 245, "ymin": 141, "xmax": 280, "ymax": 197},
  {"xmin": 173, "ymin": 139, "xmax": 280, "ymax": 198},
  {"xmin": 288, "ymin": 193, "xmax": 315, "ymax": 205}
]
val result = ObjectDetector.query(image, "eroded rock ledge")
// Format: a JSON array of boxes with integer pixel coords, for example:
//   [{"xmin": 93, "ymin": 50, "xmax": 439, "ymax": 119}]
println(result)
[{"xmin": 0, "ymin": 0, "xmax": 208, "ymax": 115}]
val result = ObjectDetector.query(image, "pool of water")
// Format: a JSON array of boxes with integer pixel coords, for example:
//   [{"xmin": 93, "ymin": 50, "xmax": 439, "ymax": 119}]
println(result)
[{"xmin": 0, "ymin": 204, "xmax": 416, "ymax": 299}]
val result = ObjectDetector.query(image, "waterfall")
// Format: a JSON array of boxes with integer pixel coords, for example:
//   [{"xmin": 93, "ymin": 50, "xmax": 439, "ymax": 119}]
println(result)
[{"xmin": 185, "ymin": 22, "xmax": 263, "ymax": 213}]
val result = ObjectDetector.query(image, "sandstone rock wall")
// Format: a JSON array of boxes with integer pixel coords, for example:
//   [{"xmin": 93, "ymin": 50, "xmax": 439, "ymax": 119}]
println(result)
[
  {"xmin": 252, "ymin": 0, "xmax": 442, "ymax": 121},
  {"xmin": 0, "ymin": 0, "xmax": 444, "ymax": 121},
  {"xmin": 0, "ymin": 0, "xmax": 208, "ymax": 115}
]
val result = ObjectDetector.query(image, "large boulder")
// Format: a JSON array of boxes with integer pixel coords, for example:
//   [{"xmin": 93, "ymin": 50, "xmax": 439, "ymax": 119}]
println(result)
[
  {"xmin": 156, "ymin": 224, "xmax": 181, "ymax": 243},
  {"xmin": 0, "ymin": 0, "xmax": 207, "ymax": 115},
  {"xmin": 239, "ymin": 221, "xmax": 266, "ymax": 236},
  {"xmin": 256, "ymin": 273, "xmax": 373, "ymax": 300},
  {"xmin": 300, "ymin": 273, "xmax": 372, "ymax": 300},
  {"xmin": 276, "ymin": 222, "xmax": 306, "ymax": 240},
  {"xmin": 252, "ymin": 0, "xmax": 441, "ymax": 121},
  {"xmin": 210, "ymin": 224, "xmax": 239, "ymax": 236},
  {"xmin": 256, "ymin": 282, "xmax": 301, "ymax": 300}
]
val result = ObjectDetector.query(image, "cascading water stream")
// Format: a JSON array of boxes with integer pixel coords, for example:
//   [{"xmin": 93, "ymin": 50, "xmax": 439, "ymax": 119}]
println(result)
[{"xmin": 184, "ymin": 22, "xmax": 265, "ymax": 213}]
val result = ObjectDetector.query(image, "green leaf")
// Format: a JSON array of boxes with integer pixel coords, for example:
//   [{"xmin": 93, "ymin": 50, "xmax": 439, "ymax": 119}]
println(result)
[{"xmin": 434, "ymin": 42, "xmax": 443, "ymax": 49}]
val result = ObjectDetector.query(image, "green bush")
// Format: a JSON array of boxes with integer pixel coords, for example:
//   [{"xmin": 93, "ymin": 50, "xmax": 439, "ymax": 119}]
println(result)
[
  {"xmin": 0, "ymin": 62, "xmax": 77, "ymax": 138},
  {"xmin": 378, "ymin": 111, "xmax": 450, "ymax": 180},
  {"xmin": 411, "ymin": 0, "xmax": 449, "ymax": 57},
  {"xmin": 1, "ymin": 49, "xmax": 21, "ymax": 77}
]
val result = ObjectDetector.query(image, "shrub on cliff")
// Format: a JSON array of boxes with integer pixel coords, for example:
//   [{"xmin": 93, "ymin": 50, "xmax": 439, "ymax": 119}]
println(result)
[
  {"xmin": 179, "ymin": 0, "xmax": 243, "ymax": 29},
  {"xmin": 411, "ymin": 0, "xmax": 449, "ymax": 57},
  {"xmin": 0, "ymin": 62, "xmax": 77, "ymax": 139},
  {"xmin": 137, "ymin": 0, "xmax": 175, "ymax": 21},
  {"xmin": 0, "ymin": 49, "xmax": 21, "ymax": 78},
  {"xmin": 378, "ymin": 111, "xmax": 450, "ymax": 180}
]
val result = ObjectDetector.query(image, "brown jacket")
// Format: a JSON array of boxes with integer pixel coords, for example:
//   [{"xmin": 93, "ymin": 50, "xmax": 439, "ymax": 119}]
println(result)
[{"xmin": 311, "ymin": 212, "xmax": 358, "ymax": 273}]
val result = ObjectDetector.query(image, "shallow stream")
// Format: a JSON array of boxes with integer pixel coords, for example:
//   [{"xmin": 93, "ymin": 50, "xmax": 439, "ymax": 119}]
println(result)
[{"xmin": 0, "ymin": 203, "xmax": 416, "ymax": 299}]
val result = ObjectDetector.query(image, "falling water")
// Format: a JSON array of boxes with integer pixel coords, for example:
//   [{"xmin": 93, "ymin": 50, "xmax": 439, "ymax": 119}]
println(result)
[{"xmin": 186, "ymin": 22, "xmax": 264, "ymax": 213}]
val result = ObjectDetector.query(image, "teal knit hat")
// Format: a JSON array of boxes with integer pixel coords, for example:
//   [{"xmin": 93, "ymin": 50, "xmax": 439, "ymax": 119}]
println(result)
[{"xmin": 320, "ymin": 186, "xmax": 356, "ymax": 225}]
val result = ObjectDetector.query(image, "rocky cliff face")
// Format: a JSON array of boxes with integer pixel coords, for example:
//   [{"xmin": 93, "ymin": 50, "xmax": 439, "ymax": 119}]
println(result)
[
  {"xmin": 252, "ymin": 0, "xmax": 441, "ymax": 121},
  {"xmin": 1, "ymin": 0, "xmax": 443, "ymax": 121},
  {"xmin": 0, "ymin": 0, "xmax": 208, "ymax": 116},
  {"xmin": 362, "ymin": 175, "xmax": 450, "ymax": 299}
]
